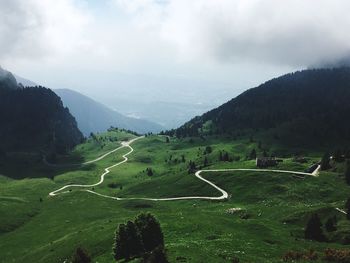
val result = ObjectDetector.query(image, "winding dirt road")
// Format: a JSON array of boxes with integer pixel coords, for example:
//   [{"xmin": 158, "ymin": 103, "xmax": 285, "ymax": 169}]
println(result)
[{"xmin": 49, "ymin": 136, "xmax": 320, "ymax": 201}]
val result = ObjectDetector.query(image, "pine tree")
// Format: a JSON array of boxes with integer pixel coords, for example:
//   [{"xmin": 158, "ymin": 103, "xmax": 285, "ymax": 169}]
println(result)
[
  {"xmin": 345, "ymin": 161, "xmax": 350, "ymax": 185},
  {"xmin": 135, "ymin": 213, "xmax": 164, "ymax": 253},
  {"xmin": 203, "ymin": 157, "xmax": 208, "ymax": 167},
  {"xmin": 334, "ymin": 149, "xmax": 344, "ymax": 162},
  {"xmin": 219, "ymin": 151, "xmax": 223, "ymax": 161},
  {"xmin": 125, "ymin": 221, "xmax": 144, "ymax": 258},
  {"xmin": 147, "ymin": 168, "xmax": 154, "ymax": 176},
  {"xmin": 346, "ymin": 198, "xmax": 350, "ymax": 220},
  {"xmin": 204, "ymin": 146, "xmax": 212, "ymax": 154},
  {"xmin": 320, "ymin": 152, "xmax": 330, "ymax": 170},
  {"xmin": 325, "ymin": 217, "xmax": 337, "ymax": 232},
  {"xmin": 305, "ymin": 213, "xmax": 326, "ymax": 242},
  {"xmin": 223, "ymin": 152, "xmax": 229, "ymax": 162},
  {"xmin": 188, "ymin": 161, "xmax": 196, "ymax": 174},
  {"xmin": 325, "ymin": 217, "xmax": 336, "ymax": 232},
  {"xmin": 113, "ymin": 224, "xmax": 130, "ymax": 261},
  {"xmin": 249, "ymin": 148, "xmax": 257, "ymax": 160},
  {"xmin": 72, "ymin": 247, "xmax": 91, "ymax": 263}
]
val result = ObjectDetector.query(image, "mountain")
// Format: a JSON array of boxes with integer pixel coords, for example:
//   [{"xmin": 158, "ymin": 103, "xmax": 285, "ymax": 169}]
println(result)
[
  {"xmin": 54, "ymin": 89, "xmax": 164, "ymax": 136},
  {"xmin": 14, "ymin": 74, "xmax": 37, "ymax": 87},
  {"xmin": 0, "ymin": 77, "xmax": 83, "ymax": 155},
  {"xmin": 168, "ymin": 67, "xmax": 350, "ymax": 147},
  {"xmin": 0, "ymin": 66, "xmax": 18, "ymax": 90}
]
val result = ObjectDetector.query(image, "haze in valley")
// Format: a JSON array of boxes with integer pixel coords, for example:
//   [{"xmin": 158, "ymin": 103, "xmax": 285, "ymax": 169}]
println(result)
[{"xmin": 2, "ymin": 0, "xmax": 350, "ymax": 128}]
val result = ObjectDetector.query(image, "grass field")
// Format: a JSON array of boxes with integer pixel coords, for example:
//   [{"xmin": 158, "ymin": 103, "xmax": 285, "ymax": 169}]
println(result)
[{"xmin": 1, "ymin": 130, "xmax": 350, "ymax": 262}]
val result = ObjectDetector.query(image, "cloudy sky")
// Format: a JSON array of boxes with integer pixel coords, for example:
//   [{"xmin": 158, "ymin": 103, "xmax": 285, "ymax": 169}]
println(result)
[{"xmin": 1, "ymin": 0, "xmax": 350, "ymax": 108}]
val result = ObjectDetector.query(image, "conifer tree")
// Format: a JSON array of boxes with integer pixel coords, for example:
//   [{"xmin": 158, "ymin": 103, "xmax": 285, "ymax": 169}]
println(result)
[
  {"xmin": 135, "ymin": 213, "xmax": 164, "ymax": 253},
  {"xmin": 305, "ymin": 213, "xmax": 326, "ymax": 242},
  {"xmin": 345, "ymin": 161, "xmax": 350, "ymax": 185},
  {"xmin": 72, "ymin": 247, "xmax": 91, "ymax": 263}
]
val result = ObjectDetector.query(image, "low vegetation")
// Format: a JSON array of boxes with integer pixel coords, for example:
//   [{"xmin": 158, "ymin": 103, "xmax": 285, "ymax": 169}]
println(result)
[{"xmin": 1, "ymin": 131, "xmax": 350, "ymax": 262}]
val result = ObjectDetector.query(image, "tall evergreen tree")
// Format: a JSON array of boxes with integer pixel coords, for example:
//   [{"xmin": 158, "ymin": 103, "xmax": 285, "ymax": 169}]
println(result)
[
  {"xmin": 305, "ymin": 213, "xmax": 326, "ymax": 242},
  {"xmin": 135, "ymin": 213, "xmax": 164, "ymax": 253},
  {"xmin": 203, "ymin": 156, "xmax": 208, "ymax": 167},
  {"xmin": 346, "ymin": 198, "xmax": 350, "ymax": 220},
  {"xmin": 71, "ymin": 247, "xmax": 91, "ymax": 263},
  {"xmin": 126, "ymin": 221, "xmax": 144, "ymax": 257},
  {"xmin": 113, "ymin": 224, "xmax": 130, "ymax": 261},
  {"xmin": 249, "ymin": 148, "xmax": 257, "ymax": 160},
  {"xmin": 345, "ymin": 161, "xmax": 350, "ymax": 185},
  {"xmin": 219, "ymin": 151, "xmax": 223, "ymax": 161},
  {"xmin": 325, "ymin": 217, "xmax": 337, "ymax": 232},
  {"xmin": 320, "ymin": 152, "xmax": 331, "ymax": 170}
]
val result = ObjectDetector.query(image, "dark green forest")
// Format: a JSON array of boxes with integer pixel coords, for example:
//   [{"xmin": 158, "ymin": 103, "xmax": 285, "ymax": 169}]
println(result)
[
  {"xmin": 166, "ymin": 67, "xmax": 350, "ymax": 147},
  {"xmin": 0, "ymin": 75, "xmax": 83, "ymax": 155}
]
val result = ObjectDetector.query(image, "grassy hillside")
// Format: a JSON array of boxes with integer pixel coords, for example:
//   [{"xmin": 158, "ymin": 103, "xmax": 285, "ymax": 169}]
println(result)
[{"xmin": 1, "ymin": 130, "xmax": 350, "ymax": 262}]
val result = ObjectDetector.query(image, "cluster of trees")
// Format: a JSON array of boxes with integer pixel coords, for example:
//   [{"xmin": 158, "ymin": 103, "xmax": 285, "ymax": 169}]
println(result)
[
  {"xmin": 218, "ymin": 150, "xmax": 240, "ymax": 162},
  {"xmin": 108, "ymin": 126, "xmax": 140, "ymax": 136},
  {"xmin": 188, "ymin": 160, "xmax": 197, "ymax": 174},
  {"xmin": 69, "ymin": 214, "xmax": 167, "ymax": 262},
  {"xmin": 165, "ymin": 154, "xmax": 186, "ymax": 165},
  {"xmin": 304, "ymin": 214, "xmax": 328, "ymax": 242},
  {"xmin": 320, "ymin": 150, "xmax": 350, "ymax": 186},
  {"xmin": 305, "ymin": 203, "xmax": 350, "ymax": 243},
  {"xmin": 164, "ymin": 68, "xmax": 350, "ymax": 147},
  {"xmin": 113, "ymin": 213, "xmax": 167, "ymax": 262},
  {"xmin": 0, "ymin": 84, "xmax": 83, "ymax": 155}
]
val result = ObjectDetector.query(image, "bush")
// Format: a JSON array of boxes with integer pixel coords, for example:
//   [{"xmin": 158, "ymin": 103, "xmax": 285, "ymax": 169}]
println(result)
[
  {"xmin": 282, "ymin": 250, "xmax": 318, "ymax": 261},
  {"xmin": 324, "ymin": 248, "xmax": 350, "ymax": 262},
  {"xmin": 71, "ymin": 247, "xmax": 91, "ymax": 263}
]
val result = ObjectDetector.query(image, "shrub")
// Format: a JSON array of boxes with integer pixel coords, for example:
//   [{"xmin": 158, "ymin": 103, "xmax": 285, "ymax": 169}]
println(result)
[
  {"xmin": 71, "ymin": 247, "xmax": 91, "ymax": 263},
  {"xmin": 324, "ymin": 248, "xmax": 350, "ymax": 262},
  {"xmin": 282, "ymin": 250, "xmax": 318, "ymax": 261}
]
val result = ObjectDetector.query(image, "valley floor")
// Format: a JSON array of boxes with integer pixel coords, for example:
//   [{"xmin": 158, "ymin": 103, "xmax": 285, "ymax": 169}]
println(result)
[{"xmin": 1, "ymin": 130, "xmax": 350, "ymax": 262}]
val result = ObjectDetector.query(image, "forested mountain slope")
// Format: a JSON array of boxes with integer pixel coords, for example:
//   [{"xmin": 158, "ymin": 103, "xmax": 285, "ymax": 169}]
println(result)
[
  {"xmin": 168, "ymin": 68, "xmax": 350, "ymax": 147},
  {"xmin": 0, "ymin": 74, "xmax": 83, "ymax": 155}
]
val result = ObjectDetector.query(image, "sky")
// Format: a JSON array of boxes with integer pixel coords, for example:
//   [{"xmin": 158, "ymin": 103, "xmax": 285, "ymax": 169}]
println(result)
[{"xmin": 1, "ymin": 0, "xmax": 350, "ymax": 117}]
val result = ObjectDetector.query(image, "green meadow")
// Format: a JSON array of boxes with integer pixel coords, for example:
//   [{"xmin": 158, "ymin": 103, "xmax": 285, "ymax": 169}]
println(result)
[{"xmin": 1, "ymin": 130, "xmax": 350, "ymax": 262}]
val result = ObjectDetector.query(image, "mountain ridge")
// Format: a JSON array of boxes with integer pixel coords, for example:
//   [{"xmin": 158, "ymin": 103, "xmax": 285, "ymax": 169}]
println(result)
[
  {"xmin": 54, "ymin": 88, "xmax": 163, "ymax": 136},
  {"xmin": 167, "ymin": 67, "xmax": 350, "ymax": 147}
]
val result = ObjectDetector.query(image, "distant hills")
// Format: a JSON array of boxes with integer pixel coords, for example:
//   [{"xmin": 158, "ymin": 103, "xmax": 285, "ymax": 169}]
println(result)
[
  {"xmin": 0, "ymin": 68, "xmax": 83, "ymax": 155},
  {"xmin": 0, "ymin": 66, "xmax": 18, "ymax": 90},
  {"xmin": 168, "ymin": 67, "xmax": 350, "ymax": 147},
  {"xmin": 54, "ymin": 89, "xmax": 163, "ymax": 136},
  {"xmin": 11, "ymin": 73, "xmax": 163, "ymax": 135}
]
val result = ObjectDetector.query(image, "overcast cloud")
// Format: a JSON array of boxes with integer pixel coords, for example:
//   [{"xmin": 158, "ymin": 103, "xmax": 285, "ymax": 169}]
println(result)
[{"xmin": 1, "ymin": 0, "xmax": 349, "ymax": 113}]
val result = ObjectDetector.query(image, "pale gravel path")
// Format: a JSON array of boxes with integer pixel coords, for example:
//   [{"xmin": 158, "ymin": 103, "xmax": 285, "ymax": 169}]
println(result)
[{"xmin": 49, "ymin": 136, "xmax": 320, "ymax": 201}]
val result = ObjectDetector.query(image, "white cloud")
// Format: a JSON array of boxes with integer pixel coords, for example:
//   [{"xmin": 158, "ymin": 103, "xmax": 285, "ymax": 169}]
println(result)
[
  {"xmin": 0, "ymin": 0, "xmax": 92, "ymax": 61},
  {"xmin": 114, "ymin": 0, "xmax": 350, "ymax": 67}
]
